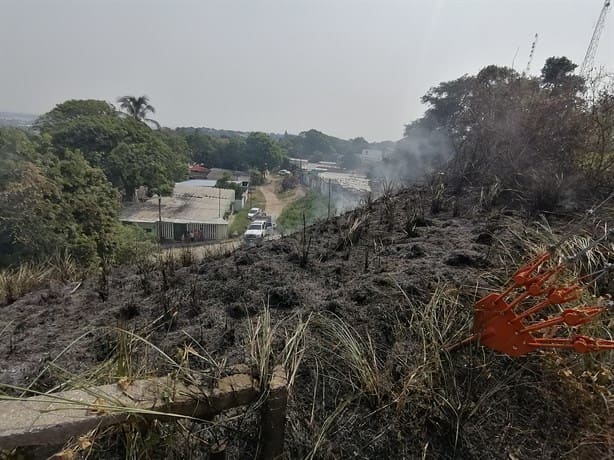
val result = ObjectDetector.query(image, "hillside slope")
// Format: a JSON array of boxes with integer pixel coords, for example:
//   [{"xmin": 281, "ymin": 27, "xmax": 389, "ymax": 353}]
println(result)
[{"xmin": 1, "ymin": 187, "xmax": 612, "ymax": 459}]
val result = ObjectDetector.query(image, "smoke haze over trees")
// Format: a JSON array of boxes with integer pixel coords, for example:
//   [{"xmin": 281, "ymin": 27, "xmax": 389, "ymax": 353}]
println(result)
[
  {"xmin": 387, "ymin": 56, "xmax": 613, "ymax": 208},
  {"xmin": 3, "ymin": 54, "xmax": 614, "ymax": 267}
]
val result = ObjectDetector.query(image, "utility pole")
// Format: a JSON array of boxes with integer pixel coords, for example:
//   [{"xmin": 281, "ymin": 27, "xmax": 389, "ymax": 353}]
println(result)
[
  {"xmin": 327, "ymin": 179, "xmax": 332, "ymax": 219},
  {"xmin": 218, "ymin": 187, "xmax": 221, "ymax": 218},
  {"xmin": 157, "ymin": 195, "xmax": 162, "ymax": 245}
]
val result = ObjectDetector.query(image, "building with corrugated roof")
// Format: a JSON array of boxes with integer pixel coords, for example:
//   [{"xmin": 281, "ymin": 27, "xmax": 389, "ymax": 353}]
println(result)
[{"xmin": 120, "ymin": 182, "xmax": 235, "ymax": 242}]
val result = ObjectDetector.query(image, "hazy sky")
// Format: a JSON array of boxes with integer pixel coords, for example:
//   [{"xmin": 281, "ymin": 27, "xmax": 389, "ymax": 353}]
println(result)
[{"xmin": 1, "ymin": 0, "xmax": 613, "ymax": 141}]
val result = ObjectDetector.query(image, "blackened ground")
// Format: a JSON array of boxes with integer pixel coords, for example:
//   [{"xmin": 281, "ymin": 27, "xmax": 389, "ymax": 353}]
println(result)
[{"xmin": 1, "ymin": 186, "xmax": 612, "ymax": 459}]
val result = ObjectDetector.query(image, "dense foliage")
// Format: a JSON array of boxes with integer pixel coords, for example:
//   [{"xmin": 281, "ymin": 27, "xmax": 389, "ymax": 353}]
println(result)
[
  {"xmin": 178, "ymin": 129, "xmax": 287, "ymax": 172},
  {"xmin": 0, "ymin": 98, "xmax": 183, "ymax": 267},
  {"xmin": 393, "ymin": 57, "xmax": 614, "ymax": 208},
  {"xmin": 0, "ymin": 127, "xmax": 121, "ymax": 266},
  {"xmin": 177, "ymin": 127, "xmax": 391, "ymax": 171},
  {"xmin": 40, "ymin": 100, "xmax": 188, "ymax": 198},
  {"xmin": 117, "ymin": 95, "xmax": 158, "ymax": 128},
  {"xmin": 281, "ymin": 129, "xmax": 371, "ymax": 162}
]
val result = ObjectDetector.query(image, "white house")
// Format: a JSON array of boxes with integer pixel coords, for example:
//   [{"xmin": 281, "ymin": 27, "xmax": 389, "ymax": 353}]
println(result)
[{"xmin": 360, "ymin": 149, "xmax": 385, "ymax": 163}]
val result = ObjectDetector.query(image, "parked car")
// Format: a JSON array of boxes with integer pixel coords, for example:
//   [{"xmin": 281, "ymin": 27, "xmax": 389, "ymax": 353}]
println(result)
[
  {"xmin": 244, "ymin": 220, "xmax": 267, "ymax": 245},
  {"xmin": 278, "ymin": 169, "xmax": 292, "ymax": 176},
  {"xmin": 254, "ymin": 215, "xmax": 275, "ymax": 232},
  {"xmin": 247, "ymin": 207, "xmax": 262, "ymax": 220}
]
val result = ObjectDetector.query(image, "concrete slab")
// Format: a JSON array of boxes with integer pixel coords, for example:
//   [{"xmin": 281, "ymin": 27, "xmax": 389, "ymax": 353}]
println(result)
[{"xmin": 0, "ymin": 373, "xmax": 257, "ymax": 450}]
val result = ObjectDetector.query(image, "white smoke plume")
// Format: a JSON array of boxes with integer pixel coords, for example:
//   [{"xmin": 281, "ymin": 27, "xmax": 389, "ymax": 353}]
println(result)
[{"xmin": 371, "ymin": 124, "xmax": 454, "ymax": 184}]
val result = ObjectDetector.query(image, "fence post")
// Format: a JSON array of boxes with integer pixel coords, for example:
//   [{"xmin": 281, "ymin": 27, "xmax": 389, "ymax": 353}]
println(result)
[{"xmin": 259, "ymin": 366, "xmax": 288, "ymax": 460}]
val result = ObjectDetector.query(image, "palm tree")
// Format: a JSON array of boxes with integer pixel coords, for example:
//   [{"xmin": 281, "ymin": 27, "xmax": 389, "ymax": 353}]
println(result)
[{"xmin": 117, "ymin": 95, "xmax": 160, "ymax": 128}]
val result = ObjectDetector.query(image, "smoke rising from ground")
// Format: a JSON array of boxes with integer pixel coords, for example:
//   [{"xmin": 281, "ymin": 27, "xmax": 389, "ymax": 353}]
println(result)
[{"xmin": 371, "ymin": 124, "xmax": 454, "ymax": 184}]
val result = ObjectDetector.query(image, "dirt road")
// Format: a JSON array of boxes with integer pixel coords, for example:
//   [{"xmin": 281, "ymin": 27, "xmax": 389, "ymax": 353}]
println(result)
[
  {"xmin": 162, "ymin": 179, "xmax": 304, "ymax": 259},
  {"xmin": 164, "ymin": 179, "xmax": 303, "ymax": 259},
  {"xmin": 259, "ymin": 178, "xmax": 306, "ymax": 218}
]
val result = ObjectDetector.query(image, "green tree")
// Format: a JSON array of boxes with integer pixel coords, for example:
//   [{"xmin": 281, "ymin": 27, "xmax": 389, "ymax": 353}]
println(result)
[
  {"xmin": 0, "ymin": 127, "xmax": 121, "ymax": 266},
  {"xmin": 117, "ymin": 95, "xmax": 159, "ymax": 128},
  {"xmin": 300, "ymin": 129, "xmax": 336, "ymax": 159},
  {"xmin": 249, "ymin": 169, "xmax": 265, "ymax": 186},
  {"xmin": 350, "ymin": 137, "xmax": 369, "ymax": 152},
  {"xmin": 218, "ymin": 136, "xmax": 247, "ymax": 170},
  {"xmin": 541, "ymin": 57, "xmax": 577, "ymax": 85},
  {"xmin": 0, "ymin": 155, "xmax": 61, "ymax": 265},
  {"xmin": 35, "ymin": 99, "xmax": 116, "ymax": 132},
  {"xmin": 340, "ymin": 152, "xmax": 360, "ymax": 170},
  {"xmin": 46, "ymin": 149, "xmax": 121, "ymax": 262},
  {"xmin": 39, "ymin": 100, "xmax": 187, "ymax": 199},
  {"xmin": 540, "ymin": 57, "xmax": 585, "ymax": 95},
  {"xmin": 215, "ymin": 173, "xmax": 243, "ymax": 199},
  {"xmin": 244, "ymin": 132, "xmax": 286, "ymax": 172}
]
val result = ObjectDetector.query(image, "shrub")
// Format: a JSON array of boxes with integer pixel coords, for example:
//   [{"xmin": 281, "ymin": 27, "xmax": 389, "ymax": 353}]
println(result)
[{"xmin": 281, "ymin": 176, "xmax": 298, "ymax": 191}]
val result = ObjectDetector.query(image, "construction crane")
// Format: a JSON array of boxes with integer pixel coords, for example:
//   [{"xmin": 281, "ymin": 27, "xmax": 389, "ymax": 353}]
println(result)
[
  {"xmin": 579, "ymin": 0, "xmax": 611, "ymax": 76},
  {"xmin": 523, "ymin": 33, "xmax": 539, "ymax": 76}
]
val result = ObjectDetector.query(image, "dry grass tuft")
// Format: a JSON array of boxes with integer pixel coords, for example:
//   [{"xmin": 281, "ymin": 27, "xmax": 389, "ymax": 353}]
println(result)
[
  {"xmin": 314, "ymin": 313, "xmax": 383, "ymax": 401},
  {"xmin": 0, "ymin": 262, "xmax": 53, "ymax": 305}
]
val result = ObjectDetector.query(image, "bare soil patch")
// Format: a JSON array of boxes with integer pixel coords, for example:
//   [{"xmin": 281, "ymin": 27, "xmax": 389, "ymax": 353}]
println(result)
[{"xmin": 259, "ymin": 178, "xmax": 306, "ymax": 218}]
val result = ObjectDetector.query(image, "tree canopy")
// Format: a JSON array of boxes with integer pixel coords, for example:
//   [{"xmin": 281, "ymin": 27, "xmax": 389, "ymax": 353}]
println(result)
[
  {"xmin": 179, "ymin": 129, "xmax": 287, "ymax": 172},
  {"xmin": 399, "ymin": 56, "xmax": 613, "ymax": 208},
  {"xmin": 39, "ymin": 99, "xmax": 187, "ymax": 198},
  {"xmin": 117, "ymin": 95, "xmax": 159, "ymax": 128},
  {"xmin": 0, "ymin": 97, "xmax": 190, "ymax": 268},
  {"xmin": 244, "ymin": 132, "xmax": 285, "ymax": 172},
  {"xmin": 35, "ymin": 99, "xmax": 116, "ymax": 132},
  {"xmin": 177, "ymin": 126, "xmax": 377, "ymax": 170},
  {"xmin": 0, "ymin": 127, "xmax": 121, "ymax": 266}
]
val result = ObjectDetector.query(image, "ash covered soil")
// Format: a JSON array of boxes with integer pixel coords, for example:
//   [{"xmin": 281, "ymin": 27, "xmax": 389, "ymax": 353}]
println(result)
[{"xmin": 1, "ymin": 187, "xmax": 612, "ymax": 459}]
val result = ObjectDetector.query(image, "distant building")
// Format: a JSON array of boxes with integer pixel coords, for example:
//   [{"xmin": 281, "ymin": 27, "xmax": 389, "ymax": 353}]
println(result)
[
  {"xmin": 177, "ymin": 179, "xmax": 218, "ymax": 188},
  {"xmin": 189, "ymin": 164, "xmax": 209, "ymax": 179},
  {"xmin": 304, "ymin": 170, "xmax": 371, "ymax": 213},
  {"xmin": 179, "ymin": 177, "xmax": 248, "ymax": 211},
  {"xmin": 360, "ymin": 149, "xmax": 384, "ymax": 163},
  {"xmin": 318, "ymin": 161, "xmax": 339, "ymax": 168},
  {"xmin": 289, "ymin": 158, "xmax": 309, "ymax": 169},
  {"xmin": 289, "ymin": 159, "xmax": 342, "ymax": 173},
  {"xmin": 120, "ymin": 182, "xmax": 236, "ymax": 242}
]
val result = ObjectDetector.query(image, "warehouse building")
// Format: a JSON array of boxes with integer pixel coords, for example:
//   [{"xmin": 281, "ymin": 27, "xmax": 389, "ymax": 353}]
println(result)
[{"xmin": 120, "ymin": 183, "xmax": 235, "ymax": 242}]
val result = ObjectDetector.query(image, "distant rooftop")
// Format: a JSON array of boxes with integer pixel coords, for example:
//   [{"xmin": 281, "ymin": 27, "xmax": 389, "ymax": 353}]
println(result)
[
  {"xmin": 318, "ymin": 171, "xmax": 371, "ymax": 194},
  {"xmin": 207, "ymin": 168, "xmax": 249, "ymax": 182},
  {"xmin": 189, "ymin": 164, "xmax": 208, "ymax": 173},
  {"xmin": 290, "ymin": 159, "xmax": 343, "ymax": 172},
  {"xmin": 121, "ymin": 183, "xmax": 235, "ymax": 225},
  {"xmin": 176, "ymin": 179, "xmax": 218, "ymax": 188}
]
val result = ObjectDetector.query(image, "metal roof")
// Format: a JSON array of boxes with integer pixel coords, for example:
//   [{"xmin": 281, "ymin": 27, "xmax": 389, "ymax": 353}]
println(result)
[
  {"xmin": 176, "ymin": 179, "xmax": 218, "ymax": 188},
  {"xmin": 317, "ymin": 172, "xmax": 371, "ymax": 193},
  {"xmin": 120, "ymin": 184, "xmax": 234, "ymax": 225}
]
